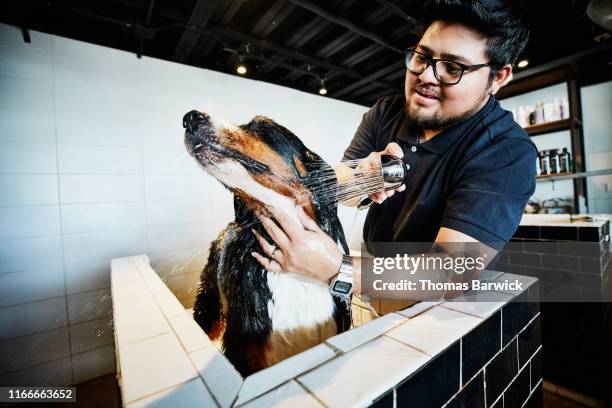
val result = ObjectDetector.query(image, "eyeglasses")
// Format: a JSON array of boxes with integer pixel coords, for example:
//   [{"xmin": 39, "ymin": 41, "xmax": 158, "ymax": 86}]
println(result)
[{"xmin": 404, "ymin": 49, "xmax": 490, "ymax": 85}]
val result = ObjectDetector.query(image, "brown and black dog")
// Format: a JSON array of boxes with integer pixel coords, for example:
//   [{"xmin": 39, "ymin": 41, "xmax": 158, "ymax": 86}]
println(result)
[{"xmin": 183, "ymin": 110, "xmax": 350, "ymax": 376}]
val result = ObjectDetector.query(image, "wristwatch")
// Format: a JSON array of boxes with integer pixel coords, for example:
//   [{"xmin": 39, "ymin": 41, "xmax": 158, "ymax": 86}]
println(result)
[{"xmin": 329, "ymin": 255, "xmax": 354, "ymax": 299}]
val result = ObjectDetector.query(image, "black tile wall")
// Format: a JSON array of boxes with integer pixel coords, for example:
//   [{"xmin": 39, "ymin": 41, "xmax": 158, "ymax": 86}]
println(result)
[
  {"xmin": 578, "ymin": 226, "xmax": 601, "ymax": 242},
  {"xmin": 581, "ymin": 287, "xmax": 602, "ymax": 302},
  {"xmin": 502, "ymin": 291, "xmax": 533, "ymax": 345},
  {"xmin": 489, "ymin": 397, "xmax": 503, "ymax": 408},
  {"xmin": 509, "ymin": 252, "xmax": 541, "ymax": 267},
  {"xmin": 580, "ymin": 256, "xmax": 603, "ymax": 274},
  {"xmin": 503, "ymin": 365, "xmax": 530, "ymax": 408},
  {"xmin": 523, "ymin": 383, "xmax": 543, "ymax": 408},
  {"xmin": 370, "ymin": 390, "xmax": 393, "ymax": 408},
  {"xmin": 514, "ymin": 226, "xmax": 540, "ymax": 240},
  {"xmin": 533, "ymin": 267, "xmax": 561, "ymax": 282},
  {"xmin": 541, "ymin": 282, "xmax": 581, "ymax": 301},
  {"xmin": 496, "ymin": 263, "xmax": 528, "ymax": 276},
  {"xmin": 540, "ymin": 254, "xmax": 580, "ymax": 271},
  {"xmin": 518, "ymin": 315, "xmax": 541, "ymax": 368},
  {"xmin": 522, "ymin": 240, "xmax": 559, "ymax": 255},
  {"xmin": 505, "ymin": 241, "xmax": 525, "ymax": 252},
  {"xmin": 396, "ymin": 342, "xmax": 460, "ymax": 408},
  {"xmin": 530, "ymin": 347, "xmax": 542, "ymax": 390},
  {"xmin": 369, "ymin": 278, "xmax": 541, "ymax": 408},
  {"xmin": 485, "ymin": 340, "xmax": 518, "ymax": 404},
  {"xmin": 462, "ymin": 311, "xmax": 501, "ymax": 385},
  {"xmin": 445, "ymin": 372, "xmax": 484, "ymax": 408},
  {"xmin": 540, "ymin": 226, "xmax": 578, "ymax": 241},
  {"xmin": 528, "ymin": 283, "xmax": 541, "ymax": 313},
  {"xmin": 558, "ymin": 241, "xmax": 603, "ymax": 258},
  {"xmin": 503, "ymin": 221, "xmax": 609, "ymax": 401},
  {"xmin": 556, "ymin": 270, "xmax": 575, "ymax": 285},
  {"xmin": 569, "ymin": 272, "xmax": 601, "ymax": 289},
  {"xmin": 514, "ymin": 223, "xmax": 607, "ymax": 243},
  {"xmin": 540, "ymin": 301, "xmax": 610, "ymax": 398}
]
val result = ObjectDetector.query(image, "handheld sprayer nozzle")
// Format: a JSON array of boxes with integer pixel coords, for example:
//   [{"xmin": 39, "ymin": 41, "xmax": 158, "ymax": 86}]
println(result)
[
  {"xmin": 380, "ymin": 155, "xmax": 410, "ymax": 190},
  {"xmin": 334, "ymin": 154, "xmax": 411, "ymax": 209}
]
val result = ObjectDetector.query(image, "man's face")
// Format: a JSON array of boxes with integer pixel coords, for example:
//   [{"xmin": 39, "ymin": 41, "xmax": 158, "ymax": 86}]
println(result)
[{"xmin": 405, "ymin": 21, "xmax": 493, "ymax": 131}]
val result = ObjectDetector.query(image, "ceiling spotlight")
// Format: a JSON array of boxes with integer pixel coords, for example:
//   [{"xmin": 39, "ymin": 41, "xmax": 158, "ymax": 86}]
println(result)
[
  {"xmin": 236, "ymin": 56, "xmax": 247, "ymax": 75},
  {"xmin": 318, "ymin": 78, "xmax": 327, "ymax": 95},
  {"xmin": 517, "ymin": 59, "xmax": 529, "ymax": 68}
]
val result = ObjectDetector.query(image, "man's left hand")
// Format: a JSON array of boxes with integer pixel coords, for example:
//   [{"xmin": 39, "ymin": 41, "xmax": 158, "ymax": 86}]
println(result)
[{"xmin": 251, "ymin": 205, "xmax": 343, "ymax": 283}]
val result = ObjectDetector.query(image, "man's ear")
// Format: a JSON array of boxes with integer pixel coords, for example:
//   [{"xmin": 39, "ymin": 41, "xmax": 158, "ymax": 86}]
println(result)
[{"xmin": 489, "ymin": 64, "xmax": 513, "ymax": 96}]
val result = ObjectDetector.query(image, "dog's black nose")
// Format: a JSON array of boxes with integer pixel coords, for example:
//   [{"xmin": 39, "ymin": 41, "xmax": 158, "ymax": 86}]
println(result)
[{"xmin": 183, "ymin": 110, "xmax": 209, "ymax": 134}]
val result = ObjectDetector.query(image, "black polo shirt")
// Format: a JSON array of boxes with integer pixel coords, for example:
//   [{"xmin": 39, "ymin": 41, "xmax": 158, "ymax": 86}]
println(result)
[{"xmin": 342, "ymin": 95, "xmax": 537, "ymax": 248}]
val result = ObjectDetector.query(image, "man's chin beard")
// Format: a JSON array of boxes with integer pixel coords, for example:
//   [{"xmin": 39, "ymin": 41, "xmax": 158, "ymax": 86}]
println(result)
[{"xmin": 405, "ymin": 93, "xmax": 489, "ymax": 131}]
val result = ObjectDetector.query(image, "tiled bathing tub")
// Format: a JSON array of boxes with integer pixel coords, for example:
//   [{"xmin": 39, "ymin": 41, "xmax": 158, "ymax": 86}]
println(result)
[{"xmin": 111, "ymin": 255, "xmax": 542, "ymax": 407}]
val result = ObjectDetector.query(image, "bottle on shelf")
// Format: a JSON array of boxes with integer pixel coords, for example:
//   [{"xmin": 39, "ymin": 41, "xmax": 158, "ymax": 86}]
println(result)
[
  {"xmin": 539, "ymin": 150, "xmax": 550, "ymax": 176},
  {"xmin": 528, "ymin": 106, "xmax": 536, "ymax": 126},
  {"xmin": 535, "ymin": 102, "xmax": 545, "ymax": 124},
  {"xmin": 544, "ymin": 102, "xmax": 554, "ymax": 123},
  {"xmin": 560, "ymin": 147, "xmax": 572, "ymax": 173},
  {"xmin": 561, "ymin": 97, "xmax": 570, "ymax": 119},
  {"xmin": 549, "ymin": 149, "xmax": 560, "ymax": 174},
  {"xmin": 552, "ymin": 98, "xmax": 561, "ymax": 121}
]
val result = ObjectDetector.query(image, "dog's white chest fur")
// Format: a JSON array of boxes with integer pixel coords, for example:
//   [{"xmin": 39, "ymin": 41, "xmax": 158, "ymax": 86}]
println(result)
[{"xmin": 266, "ymin": 272, "xmax": 335, "ymax": 331}]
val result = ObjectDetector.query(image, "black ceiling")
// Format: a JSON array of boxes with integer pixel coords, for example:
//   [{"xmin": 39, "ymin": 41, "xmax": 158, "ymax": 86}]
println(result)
[{"xmin": 1, "ymin": 0, "xmax": 610, "ymax": 106}]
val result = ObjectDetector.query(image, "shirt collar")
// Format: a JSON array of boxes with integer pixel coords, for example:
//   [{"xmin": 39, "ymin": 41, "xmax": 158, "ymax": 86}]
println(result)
[{"xmin": 396, "ymin": 96, "xmax": 497, "ymax": 155}]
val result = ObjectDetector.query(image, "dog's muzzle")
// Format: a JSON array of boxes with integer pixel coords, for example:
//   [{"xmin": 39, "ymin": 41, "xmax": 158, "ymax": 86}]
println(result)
[{"xmin": 183, "ymin": 110, "xmax": 210, "ymax": 134}]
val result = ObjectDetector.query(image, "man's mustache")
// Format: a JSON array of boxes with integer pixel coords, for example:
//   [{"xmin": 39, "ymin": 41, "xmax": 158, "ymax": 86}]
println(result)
[{"xmin": 413, "ymin": 83, "xmax": 442, "ymax": 100}]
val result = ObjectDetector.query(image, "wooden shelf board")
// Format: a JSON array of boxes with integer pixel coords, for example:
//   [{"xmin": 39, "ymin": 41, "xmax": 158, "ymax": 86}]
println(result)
[
  {"xmin": 523, "ymin": 118, "xmax": 573, "ymax": 136},
  {"xmin": 536, "ymin": 168, "xmax": 612, "ymax": 182}
]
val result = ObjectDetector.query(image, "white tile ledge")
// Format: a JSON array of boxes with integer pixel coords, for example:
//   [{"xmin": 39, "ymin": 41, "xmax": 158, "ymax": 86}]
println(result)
[
  {"xmin": 234, "ymin": 342, "xmax": 335, "ymax": 406},
  {"xmin": 325, "ymin": 312, "xmax": 408, "ymax": 353},
  {"xmin": 112, "ymin": 256, "xmax": 529, "ymax": 407}
]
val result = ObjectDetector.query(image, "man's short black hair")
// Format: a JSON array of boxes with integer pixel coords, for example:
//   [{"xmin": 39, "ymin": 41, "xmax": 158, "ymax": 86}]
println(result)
[{"xmin": 420, "ymin": 0, "xmax": 530, "ymax": 74}]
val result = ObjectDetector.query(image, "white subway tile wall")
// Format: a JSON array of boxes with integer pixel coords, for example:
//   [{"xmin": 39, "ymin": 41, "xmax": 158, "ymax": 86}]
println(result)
[
  {"xmin": 71, "ymin": 344, "xmax": 116, "ymax": 384},
  {"xmin": 0, "ymin": 22, "xmax": 368, "ymax": 384},
  {"xmin": 0, "ymin": 297, "xmax": 67, "ymax": 340}
]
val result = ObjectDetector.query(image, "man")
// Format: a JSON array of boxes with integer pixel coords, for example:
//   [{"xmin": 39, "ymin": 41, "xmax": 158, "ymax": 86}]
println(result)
[{"xmin": 251, "ymin": 0, "xmax": 536, "ymax": 297}]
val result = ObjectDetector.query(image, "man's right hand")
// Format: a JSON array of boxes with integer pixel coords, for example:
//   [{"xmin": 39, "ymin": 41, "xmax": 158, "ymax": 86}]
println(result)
[{"xmin": 367, "ymin": 142, "xmax": 406, "ymax": 204}]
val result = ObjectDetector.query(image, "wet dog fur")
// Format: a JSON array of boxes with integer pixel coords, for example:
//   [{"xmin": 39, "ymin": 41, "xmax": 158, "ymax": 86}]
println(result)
[{"xmin": 183, "ymin": 110, "xmax": 350, "ymax": 376}]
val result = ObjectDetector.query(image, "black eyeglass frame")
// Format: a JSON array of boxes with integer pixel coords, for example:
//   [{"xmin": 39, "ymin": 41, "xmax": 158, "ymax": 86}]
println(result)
[{"xmin": 404, "ymin": 48, "xmax": 491, "ymax": 85}]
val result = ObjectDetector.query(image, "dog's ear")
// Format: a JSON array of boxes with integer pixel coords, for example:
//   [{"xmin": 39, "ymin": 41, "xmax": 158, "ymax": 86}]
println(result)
[
  {"xmin": 245, "ymin": 116, "xmax": 312, "ymax": 160},
  {"xmin": 193, "ymin": 237, "xmax": 223, "ymax": 338},
  {"xmin": 222, "ymin": 235, "xmax": 273, "ymax": 376}
]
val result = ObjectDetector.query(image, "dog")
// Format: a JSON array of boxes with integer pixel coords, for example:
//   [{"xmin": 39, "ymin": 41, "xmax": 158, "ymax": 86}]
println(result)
[{"xmin": 183, "ymin": 110, "xmax": 351, "ymax": 376}]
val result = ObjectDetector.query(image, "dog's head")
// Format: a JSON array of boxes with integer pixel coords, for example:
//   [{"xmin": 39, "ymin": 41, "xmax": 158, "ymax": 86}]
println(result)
[{"xmin": 183, "ymin": 110, "xmax": 343, "ymax": 239}]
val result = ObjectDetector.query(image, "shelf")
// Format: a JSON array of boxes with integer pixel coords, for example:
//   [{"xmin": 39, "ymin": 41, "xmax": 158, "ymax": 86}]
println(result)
[
  {"xmin": 523, "ymin": 118, "xmax": 574, "ymax": 136},
  {"xmin": 536, "ymin": 168, "xmax": 612, "ymax": 182}
]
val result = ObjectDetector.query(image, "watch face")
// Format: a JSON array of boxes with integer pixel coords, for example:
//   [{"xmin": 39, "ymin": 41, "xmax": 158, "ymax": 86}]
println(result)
[{"xmin": 332, "ymin": 280, "xmax": 352, "ymax": 295}]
